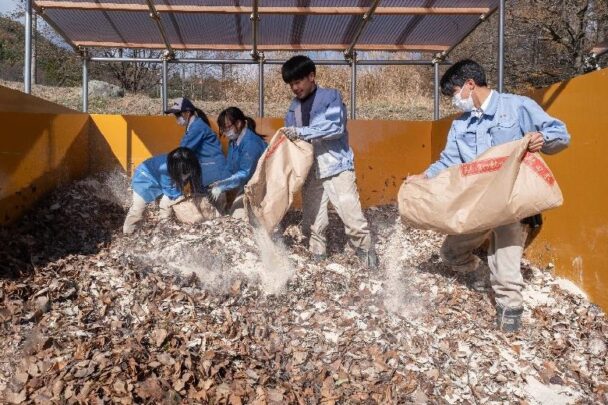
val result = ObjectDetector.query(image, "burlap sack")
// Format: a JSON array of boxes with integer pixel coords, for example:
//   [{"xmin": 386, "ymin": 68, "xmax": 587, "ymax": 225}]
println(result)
[
  {"xmin": 172, "ymin": 196, "xmax": 222, "ymax": 224},
  {"xmin": 244, "ymin": 129, "xmax": 314, "ymax": 232},
  {"xmin": 398, "ymin": 135, "xmax": 563, "ymax": 235}
]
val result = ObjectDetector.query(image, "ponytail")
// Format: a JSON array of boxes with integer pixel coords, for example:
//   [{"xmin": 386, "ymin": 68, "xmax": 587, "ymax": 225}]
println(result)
[{"xmin": 193, "ymin": 107, "xmax": 210, "ymax": 127}]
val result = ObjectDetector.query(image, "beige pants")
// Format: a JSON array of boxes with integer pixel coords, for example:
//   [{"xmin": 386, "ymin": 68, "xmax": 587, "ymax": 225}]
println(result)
[
  {"xmin": 302, "ymin": 169, "xmax": 372, "ymax": 256},
  {"xmin": 123, "ymin": 192, "xmax": 147, "ymax": 234},
  {"xmin": 440, "ymin": 222, "xmax": 529, "ymax": 309}
]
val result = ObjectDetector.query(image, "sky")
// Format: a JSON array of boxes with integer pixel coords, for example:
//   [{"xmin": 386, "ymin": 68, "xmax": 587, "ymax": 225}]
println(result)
[{"xmin": 0, "ymin": 0, "xmax": 19, "ymax": 15}]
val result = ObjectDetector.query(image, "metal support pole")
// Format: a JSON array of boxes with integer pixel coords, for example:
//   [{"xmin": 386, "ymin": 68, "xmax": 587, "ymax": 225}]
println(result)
[
  {"xmin": 251, "ymin": 0, "xmax": 260, "ymax": 59},
  {"xmin": 433, "ymin": 60, "xmax": 440, "ymax": 120},
  {"xmin": 162, "ymin": 59, "xmax": 168, "ymax": 113},
  {"xmin": 24, "ymin": 0, "xmax": 32, "ymax": 94},
  {"xmin": 498, "ymin": 0, "xmax": 505, "ymax": 92},
  {"xmin": 82, "ymin": 51, "xmax": 89, "ymax": 112},
  {"xmin": 258, "ymin": 56, "xmax": 264, "ymax": 117},
  {"xmin": 350, "ymin": 53, "xmax": 357, "ymax": 120},
  {"xmin": 32, "ymin": 10, "xmax": 37, "ymax": 85}
]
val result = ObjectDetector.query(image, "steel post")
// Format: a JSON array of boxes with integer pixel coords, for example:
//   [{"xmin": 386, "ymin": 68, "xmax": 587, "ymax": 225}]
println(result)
[
  {"xmin": 350, "ymin": 54, "xmax": 357, "ymax": 119},
  {"xmin": 498, "ymin": 0, "xmax": 505, "ymax": 92},
  {"xmin": 162, "ymin": 59, "xmax": 168, "ymax": 113},
  {"xmin": 258, "ymin": 58, "xmax": 264, "ymax": 117},
  {"xmin": 434, "ymin": 61, "xmax": 440, "ymax": 120},
  {"xmin": 24, "ymin": 0, "xmax": 32, "ymax": 93},
  {"xmin": 82, "ymin": 52, "xmax": 89, "ymax": 112}
]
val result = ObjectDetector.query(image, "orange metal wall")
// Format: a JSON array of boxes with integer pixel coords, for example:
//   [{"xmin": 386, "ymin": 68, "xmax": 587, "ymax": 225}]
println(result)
[
  {"xmin": 2, "ymin": 68, "xmax": 607, "ymax": 310},
  {"xmin": 89, "ymin": 115, "xmax": 431, "ymax": 207},
  {"xmin": 525, "ymin": 69, "xmax": 608, "ymax": 310},
  {"xmin": 0, "ymin": 112, "xmax": 90, "ymax": 223},
  {"xmin": 429, "ymin": 69, "xmax": 608, "ymax": 310},
  {"xmin": 0, "ymin": 86, "xmax": 89, "ymax": 224}
]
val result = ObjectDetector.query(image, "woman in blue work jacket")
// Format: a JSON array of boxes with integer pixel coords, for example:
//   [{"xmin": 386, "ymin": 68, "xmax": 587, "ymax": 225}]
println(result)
[
  {"xmin": 210, "ymin": 107, "xmax": 267, "ymax": 218},
  {"xmin": 123, "ymin": 147, "xmax": 205, "ymax": 234},
  {"xmin": 164, "ymin": 97, "xmax": 230, "ymax": 187}
]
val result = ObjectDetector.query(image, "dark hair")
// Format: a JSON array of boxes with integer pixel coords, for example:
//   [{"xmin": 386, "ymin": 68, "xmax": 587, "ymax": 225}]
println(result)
[
  {"xmin": 217, "ymin": 107, "xmax": 264, "ymax": 138},
  {"xmin": 281, "ymin": 55, "xmax": 316, "ymax": 83},
  {"xmin": 193, "ymin": 108, "xmax": 211, "ymax": 126},
  {"xmin": 440, "ymin": 59, "xmax": 488, "ymax": 96},
  {"xmin": 167, "ymin": 147, "xmax": 203, "ymax": 195}
]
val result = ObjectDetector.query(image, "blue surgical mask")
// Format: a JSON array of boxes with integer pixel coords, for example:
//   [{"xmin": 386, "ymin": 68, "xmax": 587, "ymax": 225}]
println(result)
[{"xmin": 452, "ymin": 86, "xmax": 475, "ymax": 112}]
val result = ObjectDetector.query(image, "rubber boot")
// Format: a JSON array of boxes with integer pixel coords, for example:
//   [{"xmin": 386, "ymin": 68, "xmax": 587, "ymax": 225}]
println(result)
[
  {"xmin": 496, "ymin": 304, "xmax": 523, "ymax": 332},
  {"xmin": 123, "ymin": 192, "xmax": 147, "ymax": 234},
  {"xmin": 356, "ymin": 248, "xmax": 379, "ymax": 269}
]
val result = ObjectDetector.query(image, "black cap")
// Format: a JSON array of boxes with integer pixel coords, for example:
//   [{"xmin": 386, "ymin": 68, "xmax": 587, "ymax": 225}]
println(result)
[{"xmin": 164, "ymin": 97, "xmax": 195, "ymax": 114}]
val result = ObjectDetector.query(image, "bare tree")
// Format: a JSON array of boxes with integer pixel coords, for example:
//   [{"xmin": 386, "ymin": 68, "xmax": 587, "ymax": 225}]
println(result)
[{"xmin": 99, "ymin": 48, "xmax": 163, "ymax": 93}]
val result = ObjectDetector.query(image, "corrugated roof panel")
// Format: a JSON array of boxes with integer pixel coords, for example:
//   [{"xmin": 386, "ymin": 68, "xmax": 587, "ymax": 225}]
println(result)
[
  {"xmin": 360, "ymin": 14, "xmax": 481, "ymax": 46},
  {"xmin": 45, "ymin": 9, "xmax": 163, "ymax": 45},
  {"xmin": 380, "ymin": 0, "xmax": 497, "ymax": 7},
  {"xmin": 260, "ymin": 14, "xmax": 355, "ymax": 46},
  {"xmin": 161, "ymin": 13, "xmax": 252, "ymax": 47}
]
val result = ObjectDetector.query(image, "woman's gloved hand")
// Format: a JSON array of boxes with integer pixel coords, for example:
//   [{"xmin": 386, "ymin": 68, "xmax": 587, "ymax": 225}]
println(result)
[{"xmin": 159, "ymin": 195, "xmax": 184, "ymax": 219}]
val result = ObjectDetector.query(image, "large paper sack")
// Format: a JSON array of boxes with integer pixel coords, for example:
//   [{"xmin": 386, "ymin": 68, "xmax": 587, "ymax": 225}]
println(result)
[
  {"xmin": 398, "ymin": 135, "xmax": 563, "ymax": 234},
  {"xmin": 244, "ymin": 130, "xmax": 314, "ymax": 232}
]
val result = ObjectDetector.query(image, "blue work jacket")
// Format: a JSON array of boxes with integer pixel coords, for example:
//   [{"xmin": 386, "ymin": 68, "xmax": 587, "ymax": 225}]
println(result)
[
  {"xmin": 285, "ymin": 87, "xmax": 355, "ymax": 179},
  {"xmin": 131, "ymin": 154, "xmax": 180, "ymax": 203},
  {"xmin": 215, "ymin": 128, "xmax": 267, "ymax": 194},
  {"xmin": 181, "ymin": 116, "xmax": 230, "ymax": 186},
  {"xmin": 426, "ymin": 92, "xmax": 570, "ymax": 178}
]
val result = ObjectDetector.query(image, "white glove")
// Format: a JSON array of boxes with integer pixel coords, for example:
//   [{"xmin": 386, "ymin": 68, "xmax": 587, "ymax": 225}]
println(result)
[
  {"xmin": 210, "ymin": 186, "xmax": 223, "ymax": 202},
  {"xmin": 282, "ymin": 127, "xmax": 300, "ymax": 141},
  {"xmin": 159, "ymin": 195, "xmax": 184, "ymax": 219}
]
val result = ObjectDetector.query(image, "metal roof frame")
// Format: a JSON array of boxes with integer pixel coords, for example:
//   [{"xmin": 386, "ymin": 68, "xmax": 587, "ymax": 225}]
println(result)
[{"xmin": 23, "ymin": 1, "xmax": 506, "ymax": 119}]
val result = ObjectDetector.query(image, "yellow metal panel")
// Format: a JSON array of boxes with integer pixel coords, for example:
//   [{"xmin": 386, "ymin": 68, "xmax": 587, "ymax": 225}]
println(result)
[
  {"xmin": 525, "ymin": 68, "xmax": 608, "ymax": 310},
  {"xmin": 0, "ymin": 112, "xmax": 89, "ymax": 224}
]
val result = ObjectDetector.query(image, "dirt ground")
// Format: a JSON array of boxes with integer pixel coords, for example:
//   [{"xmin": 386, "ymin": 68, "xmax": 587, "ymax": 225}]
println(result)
[{"xmin": 1, "ymin": 173, "xmax": 607, "ymax": 404}]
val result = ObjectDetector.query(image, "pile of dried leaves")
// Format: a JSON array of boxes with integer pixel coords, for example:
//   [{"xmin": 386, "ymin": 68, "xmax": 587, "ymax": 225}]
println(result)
[{"xmin": 1, "ymin": 173, "xmax": 607, "ymax": 404}]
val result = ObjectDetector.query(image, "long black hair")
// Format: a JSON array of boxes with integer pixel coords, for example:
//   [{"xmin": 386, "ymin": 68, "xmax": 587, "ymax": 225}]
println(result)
[
  {"xmin": 192, "ymin": 107, "xmax": 210, "ymax": 126},
  {"xmin": 217, "ymin": 107, "xmax": 264, "ymax": 139},
  {"xmin": 167, "ymin": 147, "xmax": 203, "ymax": 195}
]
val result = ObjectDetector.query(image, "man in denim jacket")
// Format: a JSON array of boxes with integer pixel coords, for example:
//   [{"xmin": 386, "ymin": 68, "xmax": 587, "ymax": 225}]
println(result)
[
  {"xmin": 281, "ymin": 55, "xmax": 378, "ymax": 268},
  {"xmin": 413, "ymin": 59, "xmax": 570, "ymax": 332}
]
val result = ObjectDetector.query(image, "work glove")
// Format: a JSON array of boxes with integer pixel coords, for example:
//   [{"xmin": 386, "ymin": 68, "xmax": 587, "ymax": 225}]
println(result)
[
  {"xmin": 159, "ymin": 195, "xmax": 184, "ymax": 219},
  {"xmin": 282, "ymin": 127, "xmax": 300, "ymax": 141},
  {"xmin": 210, "ymin": 184, "xmax": 223, "ymax": 202}
]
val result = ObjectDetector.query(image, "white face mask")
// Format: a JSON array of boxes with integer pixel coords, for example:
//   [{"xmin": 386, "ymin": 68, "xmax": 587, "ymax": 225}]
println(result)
[
  {"xmin": 452, "ymin": 86, "xmax": 475, "ymax": 112},
  {"xmin": 225, "ymin": 128, "xmax": 239, "ymax": 141},
  {"xmin": 176, "ymin": 115, "xmax": 188, "ymax": 127}
]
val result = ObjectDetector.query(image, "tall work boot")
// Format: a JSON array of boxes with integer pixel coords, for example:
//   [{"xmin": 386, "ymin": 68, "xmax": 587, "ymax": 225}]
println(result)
[
  {"xmin": 496, "ymin": 304, "xmax": 523, "ymax": 332},
  {"xmin": 123, "ymin": 192, "xmax": 147, "ymax": 234}
]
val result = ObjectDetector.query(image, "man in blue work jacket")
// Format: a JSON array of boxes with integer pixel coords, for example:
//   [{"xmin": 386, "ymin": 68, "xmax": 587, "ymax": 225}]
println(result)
[
  {"xmin": 411, "ymin": 59, "xmax": 570, "ymax": 332},
  {"xmin": 281, "ymin": 55, "xmax": 378, "ymax": 269}
]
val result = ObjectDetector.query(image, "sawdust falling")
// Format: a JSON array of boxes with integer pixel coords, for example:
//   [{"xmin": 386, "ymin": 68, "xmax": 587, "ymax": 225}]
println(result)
[{"xmin": 252, "ymin": 227, "xmax": 294, "ymax": 295}]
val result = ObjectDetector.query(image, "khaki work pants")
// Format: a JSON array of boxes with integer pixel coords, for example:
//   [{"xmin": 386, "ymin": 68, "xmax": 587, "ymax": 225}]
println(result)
[
  {"xmin": 302, "ymin": 169, "xmax": 372, "ymax": 256},
  {"xmin": 123, "ymin": 192, "xmax": 147, "ymax": 234},
  {"xmin": 440, "ymin": 222, "xmax": 529, "ymax": 309}
]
